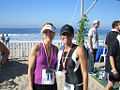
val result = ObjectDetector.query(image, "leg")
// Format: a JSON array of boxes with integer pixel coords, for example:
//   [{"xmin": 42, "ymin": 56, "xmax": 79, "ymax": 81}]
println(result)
[
  {"xmin": 88, "ymin": 50, "xmax": 94, "ymax": 72},
  {"xmin": 104, "ymin": 72, "xmax": 108, "ymax": 84},
  {"xmin": 119, "ymin": 82, "xmax": 120, "ymax": 90},
  {"xmin": 105, "ymin": 80, "xmax": 114, "ymax": 90},
  {"xmin": 105, "ymin": 74, "xmax": 114, "ymax": 90},
  {"xmin": 93, "ymin": 49, "xmax": 97, "ymax": 63}
]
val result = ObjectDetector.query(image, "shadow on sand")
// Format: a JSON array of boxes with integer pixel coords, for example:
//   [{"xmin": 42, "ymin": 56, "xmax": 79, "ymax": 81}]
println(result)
[{"xmin": 0, "ymin": 60, "xmax": 28, "ymax": 83}]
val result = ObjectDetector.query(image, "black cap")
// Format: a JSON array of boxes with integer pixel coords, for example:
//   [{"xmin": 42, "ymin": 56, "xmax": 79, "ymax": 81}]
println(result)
[{"xmin": 60, "ymin": 24, "xmax": 74, "ymax": 34}]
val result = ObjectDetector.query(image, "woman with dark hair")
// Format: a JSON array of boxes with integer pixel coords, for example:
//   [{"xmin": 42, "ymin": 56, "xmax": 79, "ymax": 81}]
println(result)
[{"xmin": 57, "ymin": 24, "xmax": 88, "ymax": 90}]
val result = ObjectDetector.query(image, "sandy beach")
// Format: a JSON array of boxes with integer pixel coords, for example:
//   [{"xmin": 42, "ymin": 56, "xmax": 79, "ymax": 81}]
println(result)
[
  {"xmin": 0, "ymin": 59, "xmax": 28, "ymax": 90},
  {"xmin": 0, "ymin": 58, "xmax": 105, "ymax": 90}
]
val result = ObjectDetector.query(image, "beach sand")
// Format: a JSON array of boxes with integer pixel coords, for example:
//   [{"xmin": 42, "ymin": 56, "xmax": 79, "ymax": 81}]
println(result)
[
  {"xmin": 0, "ymin": 59, "xmax": 105, "ymax": 90},
  {"xmin": 0, "ymin": 59, "xmax": 28, "ymax": 90}
]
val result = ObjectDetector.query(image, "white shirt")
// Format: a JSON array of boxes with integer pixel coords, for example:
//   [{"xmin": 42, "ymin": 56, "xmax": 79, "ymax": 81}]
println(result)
[
  {"xmin": 117, "ymin": 34, "xmax": 120, "ymax": 47},
  {"xmin": 88, "ymin": 27, "xmax": 99, "ymax": 49},
  {"xmin": 111, "ymin": 29, "xmax": 117, "ymax": 32}
]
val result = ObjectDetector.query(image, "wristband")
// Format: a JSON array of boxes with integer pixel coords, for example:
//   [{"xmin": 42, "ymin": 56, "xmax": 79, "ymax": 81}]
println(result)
[{"xmin": 111, "ymin": 69, "xmax": 117, "ymax": 72}]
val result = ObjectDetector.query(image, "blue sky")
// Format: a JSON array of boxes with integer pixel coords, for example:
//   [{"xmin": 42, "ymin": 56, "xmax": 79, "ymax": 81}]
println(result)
[{"xmin": 0, "ymin": 0, "xmax": 120, "ymax": 29}]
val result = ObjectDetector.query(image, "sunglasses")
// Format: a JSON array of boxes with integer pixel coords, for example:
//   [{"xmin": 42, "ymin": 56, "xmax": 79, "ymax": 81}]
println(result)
[
  {"xmin": 43, "ymin": 30, "xmax": 53, "ymax": 34},
  {"xmin": 61, "ymin": 33, "xmax": 72, "ymax": 37}
]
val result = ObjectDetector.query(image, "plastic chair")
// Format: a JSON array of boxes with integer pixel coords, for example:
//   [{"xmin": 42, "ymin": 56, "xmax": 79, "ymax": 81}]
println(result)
[{"xmin": 98, "ymin": 47, "xmax": 107, "ymax": 63}]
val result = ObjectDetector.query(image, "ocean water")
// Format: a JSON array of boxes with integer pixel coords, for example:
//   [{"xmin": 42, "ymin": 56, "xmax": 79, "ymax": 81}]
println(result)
[{"xmin": 0, "ymin": 28, "xmax": 110, "ymax": 41}]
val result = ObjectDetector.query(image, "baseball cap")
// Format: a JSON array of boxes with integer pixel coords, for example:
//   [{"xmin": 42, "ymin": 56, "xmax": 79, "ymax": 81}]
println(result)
[
  {"xmin": 93, "ymin": 20, "xmax": 100, "ymax": 24},
  {"xmin": 41, "ymin": 24, "xmax": 56, "ymax": 33},
  {"xmin": 60, "ymin": 24, "xmax": 74, "ymax": 34}
]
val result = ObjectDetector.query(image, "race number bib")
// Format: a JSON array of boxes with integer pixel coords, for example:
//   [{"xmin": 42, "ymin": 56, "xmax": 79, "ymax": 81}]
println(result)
[
  {"xmin": 64, "ymin": 83, "xmax": 74, "ymax": 90},
  {"xmin": 42, "ymin": 68, "xmax": 54, "ymax": 85}
]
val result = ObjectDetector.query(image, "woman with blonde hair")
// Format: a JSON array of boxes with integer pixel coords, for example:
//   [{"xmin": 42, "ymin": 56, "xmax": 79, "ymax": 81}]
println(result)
[{"xmin": 28, "ymin": 23, "xmax": 58, "ymax": 90}]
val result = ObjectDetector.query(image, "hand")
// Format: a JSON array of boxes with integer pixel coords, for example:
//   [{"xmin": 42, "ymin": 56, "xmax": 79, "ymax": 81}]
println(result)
[
  {"xmin": 113, "ymin": 71, "xmax": 119, "ymax": 78},
  {"xmin": 90, "ymin": 48, "xmax": 93, "ymax": 54}
]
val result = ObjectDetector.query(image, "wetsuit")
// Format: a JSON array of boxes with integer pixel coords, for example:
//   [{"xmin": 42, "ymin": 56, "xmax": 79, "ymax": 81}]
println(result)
[{"xmin": 57, "ymin": 44, "xmax": 83, "ymax": 90}]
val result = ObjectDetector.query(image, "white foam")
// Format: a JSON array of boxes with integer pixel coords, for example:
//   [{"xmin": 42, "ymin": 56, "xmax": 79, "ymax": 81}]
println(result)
[
  {"xmin": 9, "ymin": 34, "xmax": 62, "ymax": 41},
  {"xmin": 7, "ymin": 32, "xmax": 106, "ymax": 41}
]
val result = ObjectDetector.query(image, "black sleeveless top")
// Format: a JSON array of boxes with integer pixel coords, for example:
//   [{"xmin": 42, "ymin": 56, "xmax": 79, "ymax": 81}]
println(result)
[{"xmin": 59, "ymin": 44, "xmax": 83, "ymax": 84}]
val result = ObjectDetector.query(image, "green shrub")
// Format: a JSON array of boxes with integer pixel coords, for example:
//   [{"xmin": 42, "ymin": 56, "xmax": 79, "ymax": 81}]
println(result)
[{"xmin": 75, "ymin": 16, "xmax": 90, "ymax": 47}]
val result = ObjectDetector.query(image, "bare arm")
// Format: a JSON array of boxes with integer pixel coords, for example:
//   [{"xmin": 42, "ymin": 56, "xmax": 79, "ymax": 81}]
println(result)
[
  {"xmin": 28, "ymin": 44, "xmax": 39, "ymax": 90},
  {"xmin": 110, "ymin": 56, "xmax": 116, "ymax": 70},
  {"xmin": 109, "ymin": 56, "xmax": 119, "ymax": 78},
  {"xmin": 77, "ymin": 46, "xmax": 88, "ymax": 90},
  {"xmin": 88, "ymin": 36, "xmax": 93, "ymax": 53},
  {"xmin": 0, "ymin": 42, "xmax": 10, "ymax": 64},
  {"xmin": 104, "ymin": 44, "xmax": 108, "ymax": 49}
]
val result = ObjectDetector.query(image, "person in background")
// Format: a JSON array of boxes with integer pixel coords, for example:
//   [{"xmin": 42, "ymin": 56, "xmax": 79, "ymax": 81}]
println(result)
[
  {"xmin": 104, "ymin": 21, "xmax": 120, "ymax": 85},
  {"xmin": 88, "ymin": 20, "xmax": 100, "ymax": 72},
  {"xmin": 57, "ymin": 24, "xmax": 88, "ymax": 90},
  {"xmin": 28, "ymin": 23, "xmax": 58, "ymax": 90},
  {"xmin": 1, "ymin": 33, "xmax": 5, "ymax": 44},
  {"xmin": 0, "ymin": 42, "xmax": 10, "ymax": 68},
  {"xmin": 105, "ymin": 33, "xmax": 120, "ymax": 90},
  {"xmin": 5, "ymin": 34, "xmax": 10, "ymax": 45}
]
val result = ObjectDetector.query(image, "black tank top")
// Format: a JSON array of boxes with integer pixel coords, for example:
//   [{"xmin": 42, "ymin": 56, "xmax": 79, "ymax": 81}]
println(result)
[{"xmin": 60, "ymin": 44, "xmax": 83, "ymax": 84}]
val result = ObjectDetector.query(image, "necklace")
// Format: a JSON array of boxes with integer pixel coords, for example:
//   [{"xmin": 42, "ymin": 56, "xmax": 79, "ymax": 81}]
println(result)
[
  {"xmin": 62, "ymin": 43, "xmax": 73, "ymax": 69},
  {"xmin": 43, "ymin": 42, "xmax": 53, "ymax": 67}
]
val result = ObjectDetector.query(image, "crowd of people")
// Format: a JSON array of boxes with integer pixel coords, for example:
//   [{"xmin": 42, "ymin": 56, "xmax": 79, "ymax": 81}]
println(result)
[
  {"xmin": 0, "ymin": 21, "xmax": 120, "ymax": 90},
  {"xmin": 27, "ymin": 21, "xmax": 120, "ymax": 90}
]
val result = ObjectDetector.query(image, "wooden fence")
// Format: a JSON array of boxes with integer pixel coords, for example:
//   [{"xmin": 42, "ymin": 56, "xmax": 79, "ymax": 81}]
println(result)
[{"xmin": 6, "ymin": 40, "xmax": 105, "ymax": 58}]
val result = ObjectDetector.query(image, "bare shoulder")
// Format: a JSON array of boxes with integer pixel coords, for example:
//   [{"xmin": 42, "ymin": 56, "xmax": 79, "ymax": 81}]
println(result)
[
  {"xmin": 76, "ymin": 46, "xmax": 86, "ymax": 56},
  {"xmin": 76, "ymin": 46, "xmax": 85, "ymax": 52},
  {"xmin": 30, "ymin": 43, "xmax": 40, "ymax": 53},
  {"xmin": 52, "ymin": 45, "xmax": 58, "ymax": 53}
]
